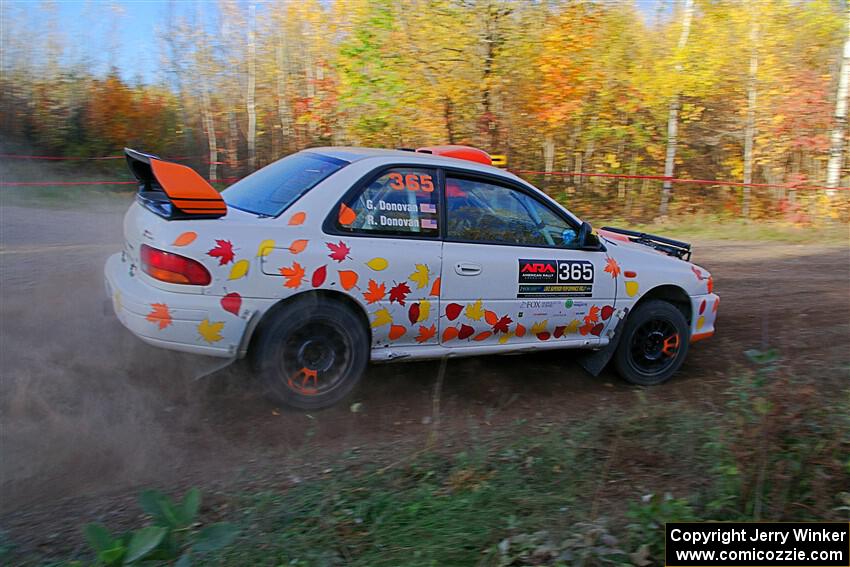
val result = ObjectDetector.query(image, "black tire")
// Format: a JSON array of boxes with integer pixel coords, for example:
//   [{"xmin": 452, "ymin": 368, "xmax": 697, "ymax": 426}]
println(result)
[
  {"xmin": 614, "ymin": 299, "xmax": 689, "ymax": 386},
  {"xmin": 250, "ymin": 295, "xmax": 369, "ymax": 411}
]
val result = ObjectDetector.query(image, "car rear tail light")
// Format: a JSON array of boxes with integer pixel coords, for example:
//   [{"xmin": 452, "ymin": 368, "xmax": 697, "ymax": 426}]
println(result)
[{"xmin": 140, "ymin": 244, "xmax": 211, "ymax": 285}]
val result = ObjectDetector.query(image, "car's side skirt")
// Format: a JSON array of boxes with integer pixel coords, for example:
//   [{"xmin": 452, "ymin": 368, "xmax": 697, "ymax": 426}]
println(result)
[{"xmin": 370, "ymin": 336, "xmax": 607, "ymax": 363}]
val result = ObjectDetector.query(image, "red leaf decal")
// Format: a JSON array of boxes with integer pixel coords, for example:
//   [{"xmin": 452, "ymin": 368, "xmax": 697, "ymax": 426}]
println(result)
[
  {"xmin": 221, "ymin": 292, "xmax": 242, "ymax": 316},
  {"xmin": 492, "ymin": 315, "xmax": 512, "ymax": 334},
  {"xmin": 207, "ymin": 239, "xmax": 235, "ymax": 265},
  {"xmin": 408, "ymin": 303, "xmax": 420, "ymax": 324},
  {"xmin": 327, "ymin": 241, "xmax": 351, "ymax": 263},
  {"xmin": 445, "ymin": 303, "xmax": 463, "ymax": 321},
  {"xmin": 458, "ymin": 324, "xmax": 474, "ymax": 340},
  {"xmin": 311, "ymin": 265, "xmax": 327, "ymax": 288},
  {"xmin": 389, "ymin": 281, "xmax": 411, "ymax": 305}
]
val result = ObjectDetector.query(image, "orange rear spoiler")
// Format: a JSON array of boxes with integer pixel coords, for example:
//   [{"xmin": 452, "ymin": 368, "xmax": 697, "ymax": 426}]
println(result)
[
  {"xmin": 415, "ymin": 145, "xmax": 492, "ymax": 166},
  {"xmin": 125, "ymin": 148, "xmax": 226, "ymax": 219}
]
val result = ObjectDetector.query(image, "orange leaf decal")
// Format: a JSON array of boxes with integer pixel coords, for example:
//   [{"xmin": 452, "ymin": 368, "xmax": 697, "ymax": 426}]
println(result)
[
  {"xmin": 484, "ymin": 310, "xmax": 498, "ymax": 325},
  {"xmin": 584, "ymin": 305, "xmax": 600, "ymax": 325},
  {"xmin": 288, "ymin": 239, "xmax": 308, "ymax": 254},
  {"xmin": 442, "ymin": 326, "xmax": 459, "ymax": 342},
  {"xmin": 429, "ymin": 276, "xmax": 441, "ymax": 297},
  {"xmin": 388, "ymin": 325, "xmax": 406, "ymax": 340},
  {"xmin": 172, "ymin": 232, "xmax": 197, "ymax": 247},
  {"xmin": 279, "ymin": 261, "xmax": 305, "ymax": 288},
  {"xmin": 339, "ymin": 270, "xmax": 359, "ymax": 290},
  {"xmin": 515, "ymin": 323, "xmax": 526, "ymax": 337},
  {"xmin": 473, "ymin": 331, "xmax": 492, "ymax": 341},
  {"xmin": 362, "ymin": 279, "xmax": 386, "ymax": 304},
  {"xmin": 604, "ymin": 256, "xmax": 621, "ymax": 278},
  {"xmin": 145, "ymin": 303, "xmax": 172, "ymax": 330},
  {"xmin": 338, "ymin": 203, "xmax": 356, "ymax": 225},
  {"xmin": 288, "ymin": 211, "xmax": 307, "ymax": 225},
  {"xmin": 415, "ymin": 324, "xmax": 437, "ymax": 343}
]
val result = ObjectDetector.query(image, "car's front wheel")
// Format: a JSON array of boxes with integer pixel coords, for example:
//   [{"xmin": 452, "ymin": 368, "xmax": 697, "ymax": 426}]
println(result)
[
  {"xmin": 613, "ymin": 299, "xmax": 689, "ymax": 386},
  {"xmin": 251, "ymin": 295, "xmax": 369, "ymax": 410}
]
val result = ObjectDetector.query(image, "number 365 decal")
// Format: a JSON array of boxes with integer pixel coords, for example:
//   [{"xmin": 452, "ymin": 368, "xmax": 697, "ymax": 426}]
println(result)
[
  {"xmin": 518, "ymin": 259, "xmax": 594, "ymax": 284},
  {"xmin": 388, "ymin": 172, "xmax": 434, "ymax": 193}
]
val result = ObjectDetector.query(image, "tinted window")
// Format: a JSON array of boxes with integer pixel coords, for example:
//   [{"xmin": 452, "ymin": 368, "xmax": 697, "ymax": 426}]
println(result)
[
  {"xmin": 446, "ymin": 177, "xmax": 578, "ymax": 247},
  {"xmin": 222, "ymin": 152, "xmax": 346, "ymax": 217},
  {"xmin": 336, "ymin": 168, "xmax": 439, "ymax": 237}
]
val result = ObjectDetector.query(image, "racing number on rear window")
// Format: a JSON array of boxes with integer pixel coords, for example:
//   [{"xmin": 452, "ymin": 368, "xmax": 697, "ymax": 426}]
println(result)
[{"xmin": 337, "ymin": 168, "xmax": 440, "ymax": 237}]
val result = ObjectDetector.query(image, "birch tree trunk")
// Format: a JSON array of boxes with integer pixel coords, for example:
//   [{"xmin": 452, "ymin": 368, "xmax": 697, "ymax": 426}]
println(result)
[
  {"xmin": 742, "ymin": 19, "xmax": 759, "ymax": 218},
  {"xmin": 201, "ymin": 87, "xmax": 217, "ymax": 181},
  {"xmin": 826, "ymin": 9, "xmax": 850, "ymax": 195},
  {"xmin": 246, "ymin": 2, "xmax": 257, "ymax": 170},
  {"xmin": 660, "ymin": 0, "xmax": 694, "ymax": 216},
  {"xmin": 543, "ymin": 135, "xmax": 555, "ymax": 173}
]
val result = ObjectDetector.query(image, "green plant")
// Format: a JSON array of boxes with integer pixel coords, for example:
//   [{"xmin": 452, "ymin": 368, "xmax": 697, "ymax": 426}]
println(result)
[
  {"xmin": 626, "ymin": 494, "xmax": 697, "ymax": 563},
  {"xmin": 84, "ymin": 488, "xmax": 238, "ymax": 565}
]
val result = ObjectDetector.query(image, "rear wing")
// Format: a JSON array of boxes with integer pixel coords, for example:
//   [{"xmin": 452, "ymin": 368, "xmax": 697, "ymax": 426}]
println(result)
[
  {"xmin": 600, "ymin": 226, "xmax": 691, "ymax": 261},
  {"xmin": 125, "ymin": 148, "xmax": 226, "ymax": 220}
]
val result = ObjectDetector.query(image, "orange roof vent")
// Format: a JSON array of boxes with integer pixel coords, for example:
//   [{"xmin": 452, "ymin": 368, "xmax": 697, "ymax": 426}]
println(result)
[{"xmin": 416, "ymin": 145, "xmax": 492, "ymax": 166}]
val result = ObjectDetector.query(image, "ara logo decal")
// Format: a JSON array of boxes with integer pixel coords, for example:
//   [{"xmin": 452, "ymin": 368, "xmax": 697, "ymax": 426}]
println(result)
[{"xmin": 518, "ymin": 259, "xmax": 558, "ymax": 283}]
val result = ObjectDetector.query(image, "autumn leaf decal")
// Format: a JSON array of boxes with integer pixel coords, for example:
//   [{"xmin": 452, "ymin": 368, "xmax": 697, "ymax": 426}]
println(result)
[
  {"xmin": 146, "ymin": 303, "xmax": 172, "ymax": 330},
  {"xmin": 408, "ymin": 264, "xmax": 430, "ymax": 289},
  {"xmin": 288, "ymin": 239, "xmax": 308, "ymax": 254},
  {"xmin": 584, "ymin": 305, "xmax": 600, "ymax": 325},
  {"xmin": 312, "ymin": 265, "xmax": 327, "ymax": 287},
  {"xmin": 389, "ymin": 281, "xmax": 411, "ymax": 305},
  {"xmin": 279, "ymin": 261, "xmax": 305, "ymax": 288},
  {"xmin": 197, "ymin": 319, "xmax": 224, "ymax": 343},
  {"xmin": 371, "ymin": 308, "xmax": 392, "ymax": 328},
  {"xmin": 604, "ymin": 256, "xmax": 620, "ymax": 278},
  {"xmin": 465, "ymin": 299, "xmax": 484, "ymax": 321},
  {"xmin": 338, "ymin": 203, "xmax": 356, "ymax": 225},
  {"xmin": 327, "ymin": 241, "xmax": 351, "ymax": 262},
  {"xmin": 288, "ymin": 211, "xmax": 306, "ymax": 225},
  {"xmin": 172, "ymin": 232, "xmax": 197, "ymax": 247},
  {"xmin": 415, "ymin": 324, "xmax": 437, "ymax": 344},
  {"xmin": 207, "ymin": 239, "xmax": 235, "ymax": 265},
  {"xmin": 492, "ymin": 315, "xmax": 513, "ymax": 334},
  {"xmin": 363, "ymin": 279, "xmax": 386, "ymax": 304}
]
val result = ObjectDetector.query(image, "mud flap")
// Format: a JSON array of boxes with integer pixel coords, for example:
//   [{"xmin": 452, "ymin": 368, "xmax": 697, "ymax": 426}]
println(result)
[{"xmin": 577, "ymin": 316, "xmax": 626, "ymax": 377}]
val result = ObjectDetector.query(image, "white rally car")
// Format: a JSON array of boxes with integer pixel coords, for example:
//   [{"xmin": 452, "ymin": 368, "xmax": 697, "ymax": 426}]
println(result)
[{"xmin": 105, "ymin": 145, "xmax": 718, "ymax": 410}]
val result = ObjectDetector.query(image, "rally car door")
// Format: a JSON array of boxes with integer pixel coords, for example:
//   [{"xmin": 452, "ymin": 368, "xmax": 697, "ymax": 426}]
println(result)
[
  {"xmin": 324, "ymin": 165, "xmax": 443, "ymax": 348},
  {"xmin": 439, "ymin": 173, "xmax": 617, "ymax": 346}
]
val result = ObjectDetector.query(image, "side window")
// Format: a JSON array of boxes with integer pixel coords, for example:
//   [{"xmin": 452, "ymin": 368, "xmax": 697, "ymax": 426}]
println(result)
[
  {"xmin": 336, "ymin": 167, "xmax": 439, "ymax": 237},
  {"xmin": 446, "ymin": 177, "xmax": 578, "ymax": 248}
]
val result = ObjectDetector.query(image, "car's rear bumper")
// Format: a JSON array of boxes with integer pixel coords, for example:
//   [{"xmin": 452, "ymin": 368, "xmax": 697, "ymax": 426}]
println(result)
[
  {"xmin": 689, "ymin": 293, "xmax": 719, "ymax": 343},
  {"xmin": 104, "ymin": 252, "xmax": 261, "ymax": 358}
]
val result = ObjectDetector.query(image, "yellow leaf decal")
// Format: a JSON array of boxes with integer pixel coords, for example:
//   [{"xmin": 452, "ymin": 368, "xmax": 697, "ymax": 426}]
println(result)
[
  {"xmin": 564, "ymin": 319, "xmax": 580, "ymax": 334},
  {"xmin": 366, "ymin": 257, "xmax": 388, "ymax": 271},
  {"xmin": 498, "ymin": 331, "xmax": 514, "ymax": 345},
  {"xmin": 625, "ymin": 281, "xmax": 639, "ymax": 297},
  {"xmin": 465, "ymin": 299, "xmax": 484, "ymax": 321},
  {"xmin": 172, "ymin": 231, "xmax": 197, "ymax": 247},
  {"xmin": 531, "ymin": 320, "xmax": 548, "ymax": 334},
  {"xmin": 228, "ymin": 259, "xmax": 250, "ymax": 280},
  {"xmin": 257, "ymin": 239, "xmax": 275, "ymax": 257},
  {"xmin": 286, "ymin": 239, "xmax": 307, "ymax": 254},
  {"xmin": 197, "ymin": 319, "xmax": 224, "ymax": 343},
  {"xmin": 408, "ymin": 264, "xmax": 430, "ymax": 289},
  {"xmin": 417, "ymin": 299, "xmax": 431, "ymax": 322},
  {"xmin": 371, "ymin": 308, "xmax": 392, "ymax": 328},
  {"xmin": 696, "ymin": 315, "xmax": 705, "ymax": 330}
]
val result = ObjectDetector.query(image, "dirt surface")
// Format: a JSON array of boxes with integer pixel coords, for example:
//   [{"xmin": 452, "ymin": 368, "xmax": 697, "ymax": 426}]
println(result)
[{"xmin": 1, "ymin": 199, "xmax": 848, "ymax": 559}]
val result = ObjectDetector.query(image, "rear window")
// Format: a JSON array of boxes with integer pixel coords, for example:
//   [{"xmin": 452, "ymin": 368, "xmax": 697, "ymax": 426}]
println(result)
[{"xmin": 222, "ymin": 152, "xmax": 347, "ymax": 217}]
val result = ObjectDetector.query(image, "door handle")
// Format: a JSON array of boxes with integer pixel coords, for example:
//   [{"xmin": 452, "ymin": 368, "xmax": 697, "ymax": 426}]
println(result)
[{"xmin": 455, "ymin": 262, "xmax": 482, "ymax": 276}]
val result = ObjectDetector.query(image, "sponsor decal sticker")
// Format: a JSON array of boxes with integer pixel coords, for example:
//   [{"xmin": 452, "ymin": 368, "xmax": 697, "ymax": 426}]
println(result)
[{"xmin": 518, "ymin": 259, "xmax": 594, "ymax": 297}]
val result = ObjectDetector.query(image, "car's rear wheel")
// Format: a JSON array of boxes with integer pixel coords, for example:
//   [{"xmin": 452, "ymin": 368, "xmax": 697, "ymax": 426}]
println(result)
[
  {"xmin": 614, "ymin": 299, "xmax": 689, "ymax": 386},
  {"xmin": 251, "ymin": 295, "xmax": 368, "ymax": 410}
]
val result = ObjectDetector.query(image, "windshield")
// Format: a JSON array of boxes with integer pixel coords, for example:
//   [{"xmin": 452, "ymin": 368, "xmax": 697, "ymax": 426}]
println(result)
[{"xmin": 222, "ymin": 152, "xmax": 347, "ymax": 217}]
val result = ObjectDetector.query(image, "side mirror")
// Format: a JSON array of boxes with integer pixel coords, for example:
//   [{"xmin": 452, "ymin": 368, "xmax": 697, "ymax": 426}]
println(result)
[{"xmin": 577, "ymin": 221, "xmax": 600, "ymax": 250}]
